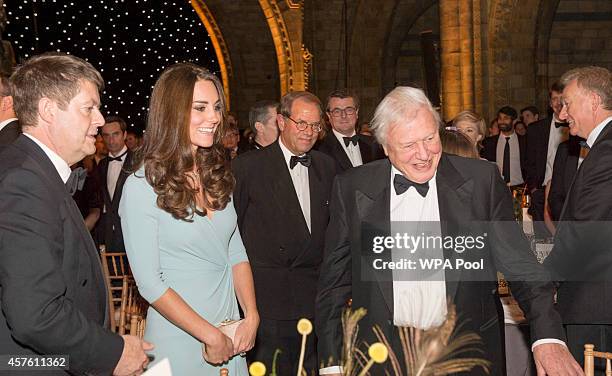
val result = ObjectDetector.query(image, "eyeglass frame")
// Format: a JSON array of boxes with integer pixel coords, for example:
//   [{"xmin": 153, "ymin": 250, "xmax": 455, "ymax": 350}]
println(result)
[
  {"xmin": 284, "ymin": 115, "xmax": 323, "ymax": 132},
  {"xmin": 327, "ymin": 106, "xmax": 357, "ymax": 117}
]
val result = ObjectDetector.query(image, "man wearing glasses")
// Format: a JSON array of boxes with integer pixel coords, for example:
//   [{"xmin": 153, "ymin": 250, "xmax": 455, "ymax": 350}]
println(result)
[
  {"xmin": 317, "ymin": 89, "xmax": 384, "ymax": 172},
  {"xmin": 233, "ymin": 91, "xmax": 337, "ymax": 376}
]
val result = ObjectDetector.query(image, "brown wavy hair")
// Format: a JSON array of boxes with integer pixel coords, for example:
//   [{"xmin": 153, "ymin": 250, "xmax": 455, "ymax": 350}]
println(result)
[{"xmin": 133, "ymin": 63, "xmax": 234, "ymax": 221}]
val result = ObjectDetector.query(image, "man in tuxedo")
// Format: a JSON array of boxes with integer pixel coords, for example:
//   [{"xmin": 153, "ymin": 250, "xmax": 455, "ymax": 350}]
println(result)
[
  {"xmin": 0, "ymin": 74, "xmax": 19, "ymax": 145},
  {"xmin": 548, "ymin": 136, "xmax": 587, "ymax": 222},
  {"xmin": 0, "ymin": 53, "xmax": 151, "ymax": 375},
  {"xmin": 482, "ymin": 106, "xmax": 527, "ymax": 187},
  {"xmin": 233, "ymin": 91, "xmax": 336, "ymax": 375},
  {"xmin": 238, "ymin": 99, "xmax": 279, "ymax": 154},
  {"xmin": 316, "ymin": 86, "xmax": 581, "ymax": 375},
  {"xmin": 316, "ymin": 89, "xmax": 384, "ymax": 172},
  {"xmin": 544, "ymin": 66, "xmax": 612, "ymax": 373},
  {"xmin": 98, "ymin": 115, "xmax": 132, "ymax": 252},
  {"xmin": 525, "ymin": 83, "xmax": 569, "ymax": 237}
]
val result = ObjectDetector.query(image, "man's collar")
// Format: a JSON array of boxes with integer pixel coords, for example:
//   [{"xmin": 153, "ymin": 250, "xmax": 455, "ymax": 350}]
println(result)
[
  {"xmin": 109, "ymin": 145, "xmax": 128, "ymax": 158},
  {"xmin": 0, "ymin": 117, "xmax": 18, "ymax": 132},
  {"xmin": 586, "ymin": 116, "xmax": 612, "ymax": 148},
  {"xmin": 22, "ymin": 132, "xmax": 72, "ymax": 183},
  {"xmin": 331, "ymin": 128, "xmax": 356, "ymax": 144}
]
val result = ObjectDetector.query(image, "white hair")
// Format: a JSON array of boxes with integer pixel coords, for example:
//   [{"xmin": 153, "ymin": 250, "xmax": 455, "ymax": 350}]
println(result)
[{"xmin": 370, "ymin": 86, "xmax": 442, "ymax": 146}]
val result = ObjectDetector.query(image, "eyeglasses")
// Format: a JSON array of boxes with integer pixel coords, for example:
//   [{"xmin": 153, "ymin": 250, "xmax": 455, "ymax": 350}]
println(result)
[
  {"xmin": 328, "ymin": 107, "xmax": 357, "ymax": 117},
  {"xmin": 285, "ymin": 115, "xmax": 323, "ymax": 132}
]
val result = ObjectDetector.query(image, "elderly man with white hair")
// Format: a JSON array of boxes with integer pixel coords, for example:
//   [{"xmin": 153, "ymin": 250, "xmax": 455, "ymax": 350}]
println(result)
[{"xmin": 316, "ymin": 87, "xmax": 582, "ymax": 375}]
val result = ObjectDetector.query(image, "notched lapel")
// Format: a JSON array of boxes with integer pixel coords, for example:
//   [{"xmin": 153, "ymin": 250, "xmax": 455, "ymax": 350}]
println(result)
[
  {"xmin": 436, "ymin": 155, "xmax": 474, "ymax": 300},
  {"xmin": 356, "ymin": 178, "xmax": 394, "ymax": 316}
]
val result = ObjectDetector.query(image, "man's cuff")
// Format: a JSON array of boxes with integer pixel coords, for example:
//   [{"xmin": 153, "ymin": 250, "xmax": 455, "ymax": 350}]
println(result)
[
  {"xmin": 320, "ymin": 366, "xmax": 343, "ymax": 375},
  {"xmin": 531, "ymin": 338, "xmax": 567, "ymax": 352}
]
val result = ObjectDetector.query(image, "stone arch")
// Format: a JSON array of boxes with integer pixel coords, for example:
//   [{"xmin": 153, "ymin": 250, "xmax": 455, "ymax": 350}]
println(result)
[
  {"xmin": 347, "ymin": 0, "xmax": 399, "ymax": 120},
  {"xmin": 192, "ymin": 1, "xmax": 280, "ymax": 125},
  {"xmin": 381, "ymin": 0, "xmax": 439, "ymax": 95},
  {"xmin": 191, "ymin": 0, "xmax": 233, "ymax": 107}
]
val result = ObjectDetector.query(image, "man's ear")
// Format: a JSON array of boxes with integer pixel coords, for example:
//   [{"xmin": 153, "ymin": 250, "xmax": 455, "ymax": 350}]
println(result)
[
  {"xmin": 38, "ymin": 97, "xmax": 56, "ymax": 124},
  {"xmin": 382, "ymin": 144, "xmax": 389, "ymax": 156},
  {"xmin": 254, "ymin": 121, "xmax": 264, "ymax": 134},
  {"xmin": 590, "ymin": 92, "xmax": 603, "ymax": 112},
  {"xmin": 276, "ymin": 114, "xmax": 286, "ymax": 132},
  {"xmin": 1, "ymin": 95, "xmax": 13, "ymax": 112}
]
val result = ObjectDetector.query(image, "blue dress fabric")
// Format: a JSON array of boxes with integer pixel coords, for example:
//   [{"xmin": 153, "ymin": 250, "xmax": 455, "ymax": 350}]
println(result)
[{"xmin": 119, "ymin": 167, "xmax": 249, "ymax": 375}]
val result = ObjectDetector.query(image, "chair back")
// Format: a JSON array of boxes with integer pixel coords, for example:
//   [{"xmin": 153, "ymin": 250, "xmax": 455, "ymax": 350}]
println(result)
[
  {"xmin": 584, "ymin": 344, "xmax": 612, "ymax": 376},
  {"xmin": 119, "ymin": 276, "xmax": 148, "ymax": 336},
  {"xmin": 100, "ymin": 246, "xmax": 131, "ymax": 332}
]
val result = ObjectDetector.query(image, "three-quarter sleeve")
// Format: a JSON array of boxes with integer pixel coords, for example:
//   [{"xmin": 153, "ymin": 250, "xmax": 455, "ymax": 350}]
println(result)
[
  {"xmin": 228, "ymin": 199, "xmax": 249, "ymax": 266},
  {"xmin": 119, "ymin": 173, "xmax": 169, "ymax": 303}
]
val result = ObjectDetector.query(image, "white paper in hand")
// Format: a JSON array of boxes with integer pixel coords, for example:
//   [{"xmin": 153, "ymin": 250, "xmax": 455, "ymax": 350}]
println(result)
[{"xmin": 143, "ymin": 358, "xmax": 173, "ymax": 376}]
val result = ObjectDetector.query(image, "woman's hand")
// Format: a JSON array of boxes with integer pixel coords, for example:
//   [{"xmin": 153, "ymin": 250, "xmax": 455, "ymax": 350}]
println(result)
[
  {"xmin": 203, "ymin": 328, "xmax": 234, "ymax": 365},
  {"xmin": 232, "ymin": 315, "xmax": 259, "ymax": 355}
]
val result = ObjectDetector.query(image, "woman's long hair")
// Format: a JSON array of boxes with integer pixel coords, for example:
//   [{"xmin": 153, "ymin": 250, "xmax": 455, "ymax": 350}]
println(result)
[{"xmin": 133, "ymin": 63, "xmax": 234, "ymax": 221}]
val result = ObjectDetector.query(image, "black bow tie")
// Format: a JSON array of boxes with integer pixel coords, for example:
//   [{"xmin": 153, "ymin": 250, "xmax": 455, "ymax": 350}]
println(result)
[
  {"xmin": 290, "ymin": 154, "xmax": 312, "ymax": 169},
  {"xmin": 107, "ymin": 150, "xmax": 128, "ymax": 162},
  {"xmin": 66, "ymin": 167, "xmax": 87, "ymax": 196},
  {"xmin": 343, "ymin": 135, "xmax": 359, "ymax": 147},
  {"xmin": 393, "ymin": 174, "xmax": 429, "ymax": 197},
  {"xmin": 555, "ymin": 121, "xmax": 569, "ymax": 128}
]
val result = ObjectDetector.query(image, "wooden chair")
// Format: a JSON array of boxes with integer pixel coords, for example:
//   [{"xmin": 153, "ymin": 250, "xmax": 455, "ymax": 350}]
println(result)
[
  {"xmin": 118, "ymin": 276, "xmax": 148, "ymax": 337},
  {"xmin": 99, "ymin": 246, "xmax": 131, "ymax": 333},
  {"xmin": 584, "ymin": 344, "xmax": 612, "ymax": 376}
]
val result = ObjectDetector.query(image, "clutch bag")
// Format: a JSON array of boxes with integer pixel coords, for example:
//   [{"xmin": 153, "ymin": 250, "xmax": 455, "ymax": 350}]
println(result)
[{"xmin": 202, "ymin": 319, "xmax": 244, "ymax": 360}]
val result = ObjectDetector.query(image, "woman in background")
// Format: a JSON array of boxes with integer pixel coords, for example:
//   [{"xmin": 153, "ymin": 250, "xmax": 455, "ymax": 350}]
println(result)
[
  {"xmin": 120, "ymin": 63, "xmax": 257, "ymax": 375},
  {"xmin": 451, "ymin": 110, "xmax": 487, "ymax": 154},
  {"xmin": 440, "ymin": 128, "xmax": 480, "ymax": 159}
]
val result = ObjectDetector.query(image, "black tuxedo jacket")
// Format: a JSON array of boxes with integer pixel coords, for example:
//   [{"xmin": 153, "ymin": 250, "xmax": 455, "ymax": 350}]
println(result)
[
  {"xmin": 315, "ymin": 132, "xmax": 385, "ymax": 172},
  {"xmin": 316, "ymin": 155, "xmax": 563, "ymax": 374},
  {"xmin": 0, "ymin": 136, "xmax": 123, "ymax": 375},
  {"xmin": 544, "ymin": 120, "xmax": 612, "ymax": 324},
  {"xmin": 97, "ymin": 151, "xmax": 133, "ymax": 252},
  {"xmin": 548, "ymin": 137, "xmax": 582, "ymax": 221},
  {"xmin": 0, "ymin": 120, "xmax": 20, "ymax": 146},
  {"xmin": 481, "ymin": 133, "xmax": 527, "ymax": 182},
  {"xmin": 233, "ymin": 141, "xmax": 336, "ymax": 320},
  {"xmin": 525, "ymin": 118, "xmax": 554, "ymax": 191}
]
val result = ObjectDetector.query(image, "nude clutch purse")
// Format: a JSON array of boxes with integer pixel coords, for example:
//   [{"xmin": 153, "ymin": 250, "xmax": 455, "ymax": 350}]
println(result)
[{"xmin": 202, "ymin": 319, "xmax": 244, "ymax": 361}]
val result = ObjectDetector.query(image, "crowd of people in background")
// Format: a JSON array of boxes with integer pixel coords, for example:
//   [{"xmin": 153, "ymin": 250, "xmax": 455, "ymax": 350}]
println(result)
[{"xmin": 0, "ymin": 51, "xmax": 611, "ymax": 376}]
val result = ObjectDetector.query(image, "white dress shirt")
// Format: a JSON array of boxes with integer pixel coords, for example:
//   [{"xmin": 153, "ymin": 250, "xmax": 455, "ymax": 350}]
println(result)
[
  {"xmin": 543, "ymin": 117, "xmax": 569, "ymax": 186},
  {"xmin": 332, "ymin": 129, "xmax": 363, "ymax": 167},
  {"xmin": 278, "ymin": 138, "xmax": 311, "ymax": 232},
  {"xmin": 0, "ymin": 117, "xmax": 18, "ymax": 133},
  {"xmin": 107, "ymin": 145, "xmax": 128, "ymax": 201},
  {"xmin": 390, "ymin": 166, "xmax": 447, "ymax": 329},
  {"xmin": 495, "ymin": 132, "xmax": 524, "ymax": 185},
  {"xmin": 23, "ymin": 133, "xmax": 71, "ymax": 183}
]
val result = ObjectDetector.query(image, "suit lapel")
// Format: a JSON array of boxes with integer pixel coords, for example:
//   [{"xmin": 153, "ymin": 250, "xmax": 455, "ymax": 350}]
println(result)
[
  {"xmin": 356, "ymin": 160, "xmax": 393, "ymax": 315},
  {"xmin": 268, "ymin": 143, "xmax": 311, "ymax": 242},
  {"xmin": 436, "ymin": 154, "xmax": 474, "ymax": 301},
  {"xmin": 558, "ymin": 120, "xmax": 612, "ymax": 220},
  {"xmin": 358, "ymin": 137, "xmax": 373, "ymax": 164},
  {"xmin": 328, "ymin": 135, "xmax": 353, "ymax": 170},
  {"xmin": 110, "ymin": 152, "xmax": 131, "ymax": 208},
  {"xmin": 14, "ymin": 136, "xmax": 109, "ymax": 322}
]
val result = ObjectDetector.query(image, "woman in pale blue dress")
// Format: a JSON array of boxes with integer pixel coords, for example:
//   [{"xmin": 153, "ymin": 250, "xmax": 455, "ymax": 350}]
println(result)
[{"xmin": 119, "ymin": 63, "xmax": 258, "ymax": 375}]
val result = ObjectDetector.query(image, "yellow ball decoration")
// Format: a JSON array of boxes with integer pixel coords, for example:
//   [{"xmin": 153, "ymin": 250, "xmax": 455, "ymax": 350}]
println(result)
[
  {"xmin": 249, "ymin": 361, "xmax": 266, "ymax": 376},
  {"xmin": 297, "ymin": 318, "xmax": 313, "ymax": 335},
  {"xmin": 368, "ymin": 342, "xmax": 388, "ymax": 364}
]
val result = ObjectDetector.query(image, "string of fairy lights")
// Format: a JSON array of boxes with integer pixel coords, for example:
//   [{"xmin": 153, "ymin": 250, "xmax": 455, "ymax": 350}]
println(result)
[{"xmin": 4, "ymin": 0, "xmax": 221, "ymax": 131}]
